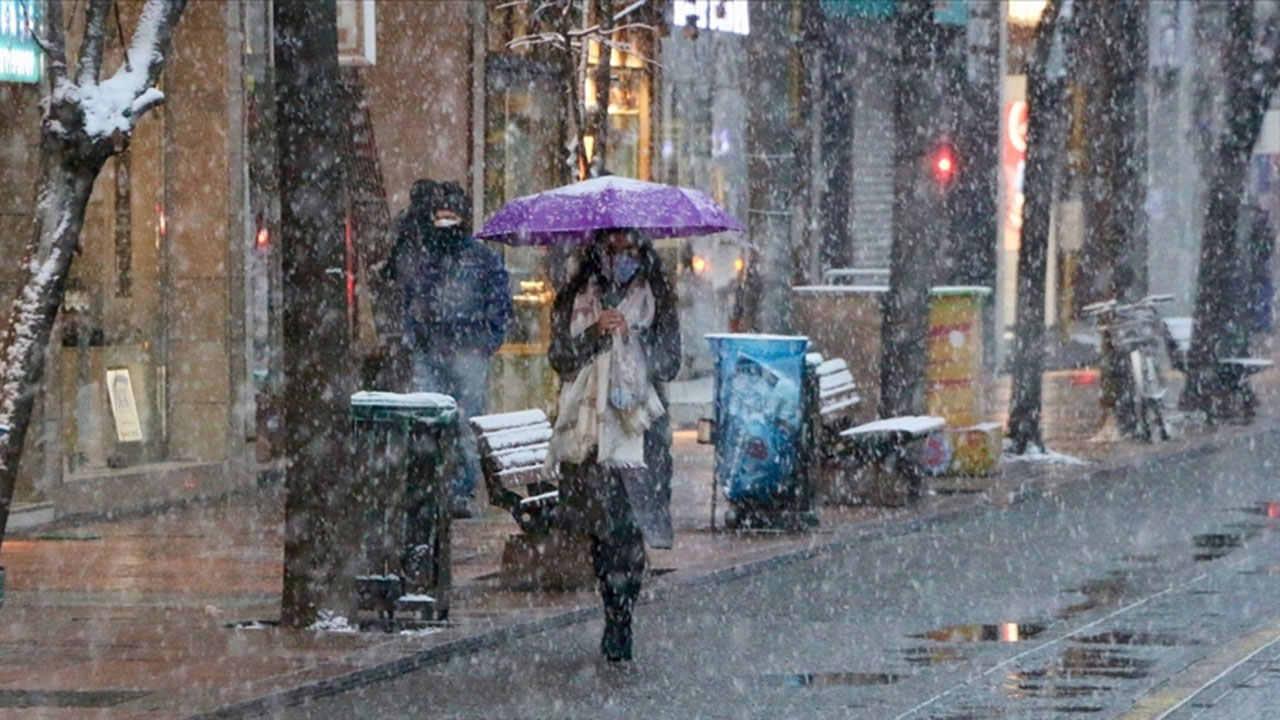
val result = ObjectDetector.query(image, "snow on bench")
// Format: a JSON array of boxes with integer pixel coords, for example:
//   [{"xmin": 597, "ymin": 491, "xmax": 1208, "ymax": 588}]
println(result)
[
  {"xmin": 470, "ymin": 409, "xmax": 560, "ymax": 530},
  {"xmin": 840, "ymin": 415, "xmax": 946, "ymax": 439},
  {"xmin": 484, "ymin": 425, "xmax": 553, "ymax": 452},
  {"xmin": 471, "ymin": 409, "xmax": 549, "ymax": 433},
  {"xmin": 519, "ymin": 490, "xmax": 560, "ymax": 508},
  {"xmin": 807, "ymin": 354, "xmax": 862, "ymax": 419},
  {"xmin": 1219, "ymin": 358, "xmax": 1274, "ymax": 370}
]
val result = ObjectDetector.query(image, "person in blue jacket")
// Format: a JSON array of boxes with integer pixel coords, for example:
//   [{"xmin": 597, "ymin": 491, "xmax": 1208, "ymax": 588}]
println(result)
[{"xmin": 388, "ymin": 179, "xmax": 513, "ymax": 517}]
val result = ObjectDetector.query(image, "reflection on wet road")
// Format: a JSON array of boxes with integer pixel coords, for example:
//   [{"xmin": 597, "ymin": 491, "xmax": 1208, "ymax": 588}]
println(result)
[{"xmin": 269, "ymin": 432, "xmax": 1280, "ymax": 719}]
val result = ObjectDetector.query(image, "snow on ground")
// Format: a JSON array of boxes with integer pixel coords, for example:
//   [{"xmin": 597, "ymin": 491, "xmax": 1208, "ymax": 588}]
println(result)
[
  {"xmin": 1001, "ymin": 442, "xmax": 1088, "ymax": 466},
  {"xmin": 310, "ymin": 611, "xmax": 358, "ymax": 634}
]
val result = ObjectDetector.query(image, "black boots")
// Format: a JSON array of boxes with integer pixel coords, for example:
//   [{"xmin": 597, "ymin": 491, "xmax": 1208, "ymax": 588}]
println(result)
[
  {"xmin": 592, "ymin": 528, "xmax": 645, "ymax": 662},
  {"xmin": 600, "ymin": 576, "xmax": 639, "ymax": 662}
]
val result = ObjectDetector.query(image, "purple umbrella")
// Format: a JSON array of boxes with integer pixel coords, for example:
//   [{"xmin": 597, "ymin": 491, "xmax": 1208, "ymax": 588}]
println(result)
[{"xmin": 476, "ymin": 175, "xmax": 743, "ymax": 246}]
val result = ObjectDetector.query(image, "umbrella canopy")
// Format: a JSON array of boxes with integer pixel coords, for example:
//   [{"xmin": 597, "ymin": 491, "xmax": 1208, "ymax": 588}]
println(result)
[{"xmin": 476, "ymin": 175, "xmax": 743, "ymax": 246}]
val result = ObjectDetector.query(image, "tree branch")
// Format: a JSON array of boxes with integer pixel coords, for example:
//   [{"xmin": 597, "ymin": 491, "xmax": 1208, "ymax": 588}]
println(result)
[
  {"xmin": 75, "ymin": 0, "xmax": 112, "ymax": 87},
  {"xmin": 612, "ymin": 0, "xmax": 647, "ymax": 23},
  {"xmin": 129, "ymin": 0, "xmax": 189, "ymax": 91},
  {"xmin": 507, "ymin": 31, "xmax": 569, "ymax": 51}
]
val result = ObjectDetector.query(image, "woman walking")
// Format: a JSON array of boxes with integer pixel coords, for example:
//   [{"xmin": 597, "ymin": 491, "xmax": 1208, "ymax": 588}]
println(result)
[{"xmin": 547, "ymin": 228, "xmax": 680, "ymax": 662}]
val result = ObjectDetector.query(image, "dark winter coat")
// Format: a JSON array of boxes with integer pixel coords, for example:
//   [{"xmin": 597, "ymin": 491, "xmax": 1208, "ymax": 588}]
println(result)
[
  {"xmin": 548, "ymin": 244, "xmax": 681, "ymax": 548},
  {"xmin": 386, "ymin": 212, "xmax": 513, "ymax": 357}
]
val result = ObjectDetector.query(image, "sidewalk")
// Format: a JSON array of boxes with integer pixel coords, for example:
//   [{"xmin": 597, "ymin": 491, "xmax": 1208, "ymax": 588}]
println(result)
[{"xmin": 2, "ymin": 367, "xmax": 1279, "ymax": 720}]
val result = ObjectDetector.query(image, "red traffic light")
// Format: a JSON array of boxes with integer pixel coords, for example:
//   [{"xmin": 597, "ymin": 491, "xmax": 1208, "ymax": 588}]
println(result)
[{"xmin": 933, "ymin": 144, "xmax": 956, "ymax": 185}]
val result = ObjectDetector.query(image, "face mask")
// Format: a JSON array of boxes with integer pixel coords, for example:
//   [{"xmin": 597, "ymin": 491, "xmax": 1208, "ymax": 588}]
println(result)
[
  {"xmin": 610, "ymin": 253, "xmax": 641, "ymax": 285},
  {"xmin": 433, "ymin": 217, "xmax": 461, "ymax": 228}
]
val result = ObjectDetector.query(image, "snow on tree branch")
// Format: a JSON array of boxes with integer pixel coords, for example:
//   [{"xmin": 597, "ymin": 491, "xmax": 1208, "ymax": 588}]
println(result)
[
  {"xmin": 612, "ymin": 0, "xmax": 647, "ymax": 23},
  {"xmin": 75, "ymin": 0, "xmax": 112, "ymax": 88},
  {"xmin": 75, "ymin": 0, "xmax": 187, "ymax": 142}
]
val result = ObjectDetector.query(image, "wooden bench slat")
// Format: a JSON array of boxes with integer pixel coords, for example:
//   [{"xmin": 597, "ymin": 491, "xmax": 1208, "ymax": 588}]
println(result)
[
  {"xmin": 495, "ymin": 466, "xmax": 548, "ymax": 489},
  {"xmin": 818, "ymin": 369, "xmax": 855, "ymax": 392},
  {"xmin": 841, "ymin": 415, "xmax": 945, "ymax": 439},
  {"xmin": 820, "ymin": 395, "xmax": 861, "ymax": 415},
  {"xmin": 471, "ymin": 409, "xmax": 549, "ymax": 433},
  {"xmin": 815, "ymin": 358, "xmax": 848, "ymax": 376},
  {"xmin": 481, "ymin": 425, "xmax": 553, "ymax": 452},
  {"xmin": 1219, "ymin": 358, "xmax": 1274, "ymax": 369},
  {"xmin": 493, "ymin": 445, "xmax": 548, "ymax": 472},
  {"xmin": 519, "ymin": 490, "xmax": 559, "ymax": 507},
  {"xmin": 820, "ymin": 383, "xmax": 857, "ymax": 401}
]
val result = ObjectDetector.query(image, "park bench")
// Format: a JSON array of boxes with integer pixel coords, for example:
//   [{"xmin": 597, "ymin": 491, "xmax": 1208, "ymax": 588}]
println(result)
[
  {"xmin": 804, "ymin": 351, "xmax": 944, "ymax": 505},
  {"xmin": 470, "ymin": 409, "xmax": 557, "ymax": 533},
  {"xmin": 469, "ymin": 409, "xmax": 593, "ymax": 590},
  {"xmin": 806, "ymin": 353, "xmax": 862, "ymax": 445}
]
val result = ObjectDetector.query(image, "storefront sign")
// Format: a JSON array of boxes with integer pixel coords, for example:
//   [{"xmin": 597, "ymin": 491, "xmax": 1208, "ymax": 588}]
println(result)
[
  {"xmin": 107, "ymin": 368, "xmax": 144, "ymax": 443},
  {"xmin": 672, "ymin": 0, "xmax": 750, "ymax": 35},
  {"xmin": 0, "ymin": 0, "xmax": 40, "ymax": 84},
  {"xmin": 337, "ymin": 0, "xmax": 376, "ymax": 66},
  {"xmin": 1002, "ymin": 99, "xmax": 1028, "ymax": 252},
  {"xmin": 820, "ymin": 0, "xmax": 967, "ymax": 24}
]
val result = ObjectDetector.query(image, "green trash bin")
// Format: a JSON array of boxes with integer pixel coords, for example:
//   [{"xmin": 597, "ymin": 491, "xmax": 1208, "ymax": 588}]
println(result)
[{"xmin": 349, "ymin": 391, "xmax": 458, "ymax": 626}]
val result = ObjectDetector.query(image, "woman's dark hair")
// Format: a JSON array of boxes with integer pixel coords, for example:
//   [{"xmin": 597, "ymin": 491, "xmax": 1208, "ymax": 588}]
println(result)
[{"xmin": 567, "ymin": 229, "xmax": 667, "ymax": 296}]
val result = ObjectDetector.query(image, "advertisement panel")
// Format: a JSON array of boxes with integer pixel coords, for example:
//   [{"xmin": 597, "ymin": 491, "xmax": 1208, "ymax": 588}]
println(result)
[
  {"xmin": 0, "ymin": 0, "xmax": 40, "ymax": 84},
  {"xmin": 706, "ymin": 334, "xmax": 808, "ymax": 503},
  {"xmin": 337, "ymin": 0, "xmax": 376, "ymax": 66}
]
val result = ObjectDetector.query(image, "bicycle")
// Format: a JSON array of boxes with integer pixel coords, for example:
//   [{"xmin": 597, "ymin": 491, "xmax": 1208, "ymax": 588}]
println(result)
[{"xmin": 1081, "ymin": 294, "xmax": 1179, "ymax": 442}]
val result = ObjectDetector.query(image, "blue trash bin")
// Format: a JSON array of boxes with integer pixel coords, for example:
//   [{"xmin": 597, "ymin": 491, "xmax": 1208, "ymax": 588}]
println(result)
[{"xmin": 706, "ymin": 334, "xmax": 810, "ymax": 519}]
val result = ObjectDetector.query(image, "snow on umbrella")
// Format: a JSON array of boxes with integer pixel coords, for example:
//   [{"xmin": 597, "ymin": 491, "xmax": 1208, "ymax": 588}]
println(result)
[{"xmin": 476, "ymin": 175, "xmax": 743, "ymax": 246}]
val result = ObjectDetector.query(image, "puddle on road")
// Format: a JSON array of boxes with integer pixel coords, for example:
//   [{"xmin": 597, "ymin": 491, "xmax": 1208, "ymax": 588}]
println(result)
[
  {"xmin": 1008, "ymin": 648, "xmax": 1155, "ymax": 684},
  {"xmin": 0, "ymin": 690, "xmax": 149, "ymax": 708},
  {"xmin": 1058, "ymin": 576, "xmax": 1130, "ymax": 619},
  {"xmin": 1230, "ymin": 501, "xmax": 1280, "ymax": 518},
  {"xmin": 1117, "ymin": 554, "xmax": 1161, "ymax": 564},
  {"xmin": 912, "ymin": 623, "xmax": 1047, "ymax": 643},
  {"xmin": 766, "ymin": 672, "xmax": 903, "ymax": 688},
  {"xmin": 1193, "ymin": 533, "xmax": 1243, "ymax": 561},
  {"xmin": 33, "ymin": 532, "xmax": 103, "ymax": 541},
  {"xmin": 1072, "ymin": 630, "xmax": 1187, "ymax": 647},
  {"xmin": 1004, "ymin": 682, "xmax": 1112, "ymax": 699},
  {"xmin": 901, "ymin": 645, "xmax": 968, "ymax": 665},
  {"xmin": 1059, "ymin": 648, "xmax": 1156, "ymax": 680},
  {"xmin": 929, "ymin": 706, "xmax": 1016, "ymax": 719}
]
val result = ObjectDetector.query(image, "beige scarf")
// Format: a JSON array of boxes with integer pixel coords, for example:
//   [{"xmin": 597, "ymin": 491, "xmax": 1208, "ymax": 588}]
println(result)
[{"xmin": 548, "ymin": 277, "xmax": 666, "ymax": 468}]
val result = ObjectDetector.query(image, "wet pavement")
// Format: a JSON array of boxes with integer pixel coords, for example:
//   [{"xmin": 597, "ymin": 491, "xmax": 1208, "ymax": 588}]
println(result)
[
  {"xmin": 264, "ymin": 420, "xmax": 1280, "ymax": 720},
  {"xmin": 1, "ymin": 365, "xmax": 1280, "ymax": 719}
]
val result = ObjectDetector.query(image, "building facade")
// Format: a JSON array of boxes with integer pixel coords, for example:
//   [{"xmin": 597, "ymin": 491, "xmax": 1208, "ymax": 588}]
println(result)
[{"xmin": 0, "ymin": 0, "xmax": 690, "ymax": 519}]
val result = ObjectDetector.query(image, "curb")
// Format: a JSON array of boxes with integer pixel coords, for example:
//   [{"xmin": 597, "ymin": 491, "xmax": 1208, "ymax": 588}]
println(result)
[{"xmin": 185, "ymin": 422, "xmax": 1280, "ymax": 719}]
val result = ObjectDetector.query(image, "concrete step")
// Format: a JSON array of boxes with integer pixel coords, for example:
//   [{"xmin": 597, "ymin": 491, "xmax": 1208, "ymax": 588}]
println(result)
[{"xmin": 5, "ymin": 502, "xmax": 54, "ymax": 532}]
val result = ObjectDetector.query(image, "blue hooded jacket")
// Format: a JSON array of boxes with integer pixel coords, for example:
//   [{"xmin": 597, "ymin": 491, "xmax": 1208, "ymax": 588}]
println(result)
[{"xmin": 389, "ymin": 209, "xmax": 513, "ymax": 357}]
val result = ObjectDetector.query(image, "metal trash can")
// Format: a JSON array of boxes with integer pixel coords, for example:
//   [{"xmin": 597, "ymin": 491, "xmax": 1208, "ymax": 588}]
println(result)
[
  {"xmin": 705, "ymin": 334, "xmax": 815, "ymax": 530},
  {"xmin": 349, "ymin": 391, "xmax": 458, "ymax": 627}
]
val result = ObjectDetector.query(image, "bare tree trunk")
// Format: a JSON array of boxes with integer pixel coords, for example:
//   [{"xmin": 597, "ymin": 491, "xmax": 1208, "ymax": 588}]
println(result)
[
  {"xmin": 0, "ymin": 160, "xmax": 99, "ymax": 542},
  {"xmin": 1008, "ymin": 2, "xmax": 1067, "ymax": 454},
  {"xmin": 953, "ymin": 0, "xmax": 1002, "ymax": 373},
  {"xmin": 0, "ymin": 0, "xmax": 187, "ymax": 552},
  {"xmin": 818, "ymin": 20, "xmax": 854, "ymax": 272},
  {"xmin": 275, "ymin": 0, "xmax": 355, "ymax": 628},
  {"xmin": 743, "ymin": 0, "xmax": 798, "ymax": 334},
  {"xmin": 586, "ymin": 0, "xmax": 613, "ymax": 178},
  {"xmin": 1111, "ymin": 0, "xmax": 1148, "ymax": 298},
  {"xmin": 878, "ymin": 0, "xmax": 936, "ymax": 417},
  {"xmin": 1182, "ymin": 0, "xmax": 1280, "ymax": 419}
]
